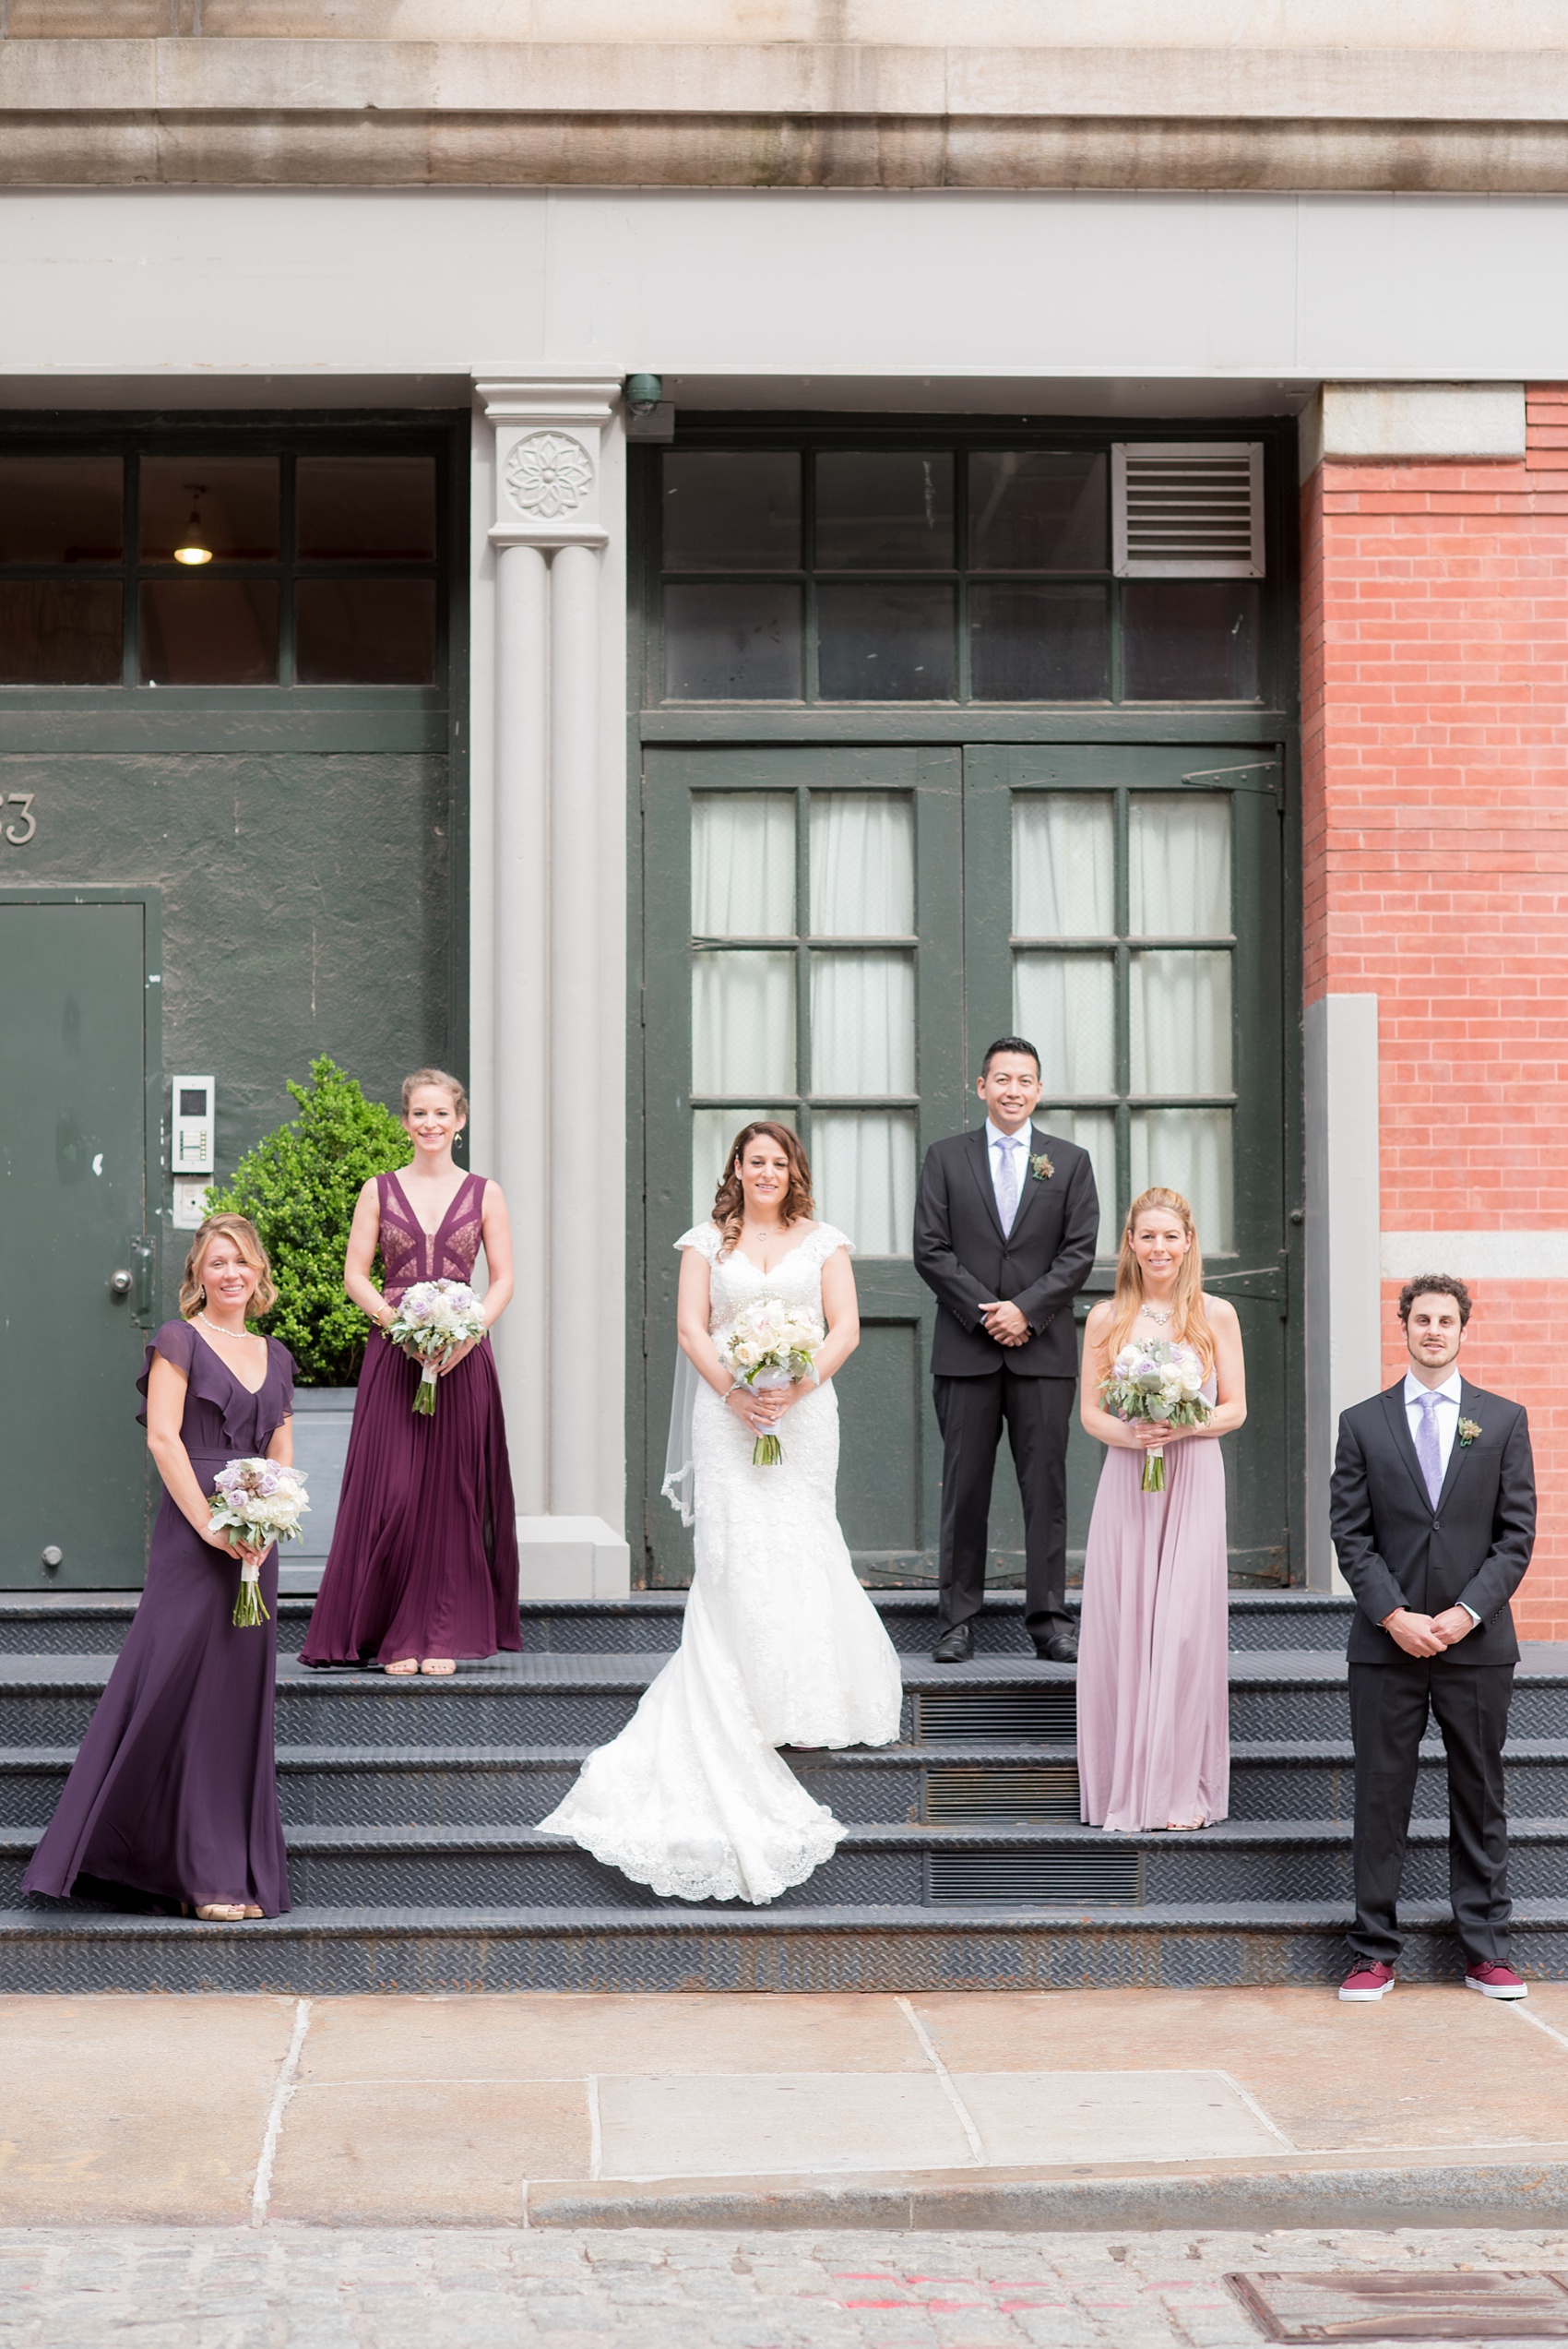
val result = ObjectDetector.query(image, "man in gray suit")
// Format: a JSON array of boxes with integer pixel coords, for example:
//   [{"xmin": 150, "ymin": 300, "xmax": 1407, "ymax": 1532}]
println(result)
[{"xmin": 913, "ymin": 1037, "xmax": 1099, "ymax": 1663}]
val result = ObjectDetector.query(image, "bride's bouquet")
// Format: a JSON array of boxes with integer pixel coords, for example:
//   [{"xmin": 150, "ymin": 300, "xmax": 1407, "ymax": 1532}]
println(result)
[
  {"xmin": 207, "ymin": 1458, "xmax": 310, "ymax": 1627},
  {"xmin": 387, "ymin": 1280, "xmax": 488, "ymax": 1415},
  {"xmin": 1099, "ymin": 1339, "xmax": 1210, "ymax": 1493},
  {"xmin": 723, "ymin": 1297, "xmax": 825, "ymax": 1467}
]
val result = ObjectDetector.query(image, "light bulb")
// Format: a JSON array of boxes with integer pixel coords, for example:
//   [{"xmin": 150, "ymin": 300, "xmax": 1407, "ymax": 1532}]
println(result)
[{"xmin": 174, "ymin": 484, "xmax": 211, "ymax": 566}]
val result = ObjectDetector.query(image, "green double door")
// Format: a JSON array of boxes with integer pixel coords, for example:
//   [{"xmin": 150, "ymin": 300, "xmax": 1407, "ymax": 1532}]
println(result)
[
  {"xmin": 0, "ymin": 894, "xmax": 159, "ymax": 1586},
  {"xmin": 641, "ymin": 743, "xmax": 1293, "ymax": 1588}
]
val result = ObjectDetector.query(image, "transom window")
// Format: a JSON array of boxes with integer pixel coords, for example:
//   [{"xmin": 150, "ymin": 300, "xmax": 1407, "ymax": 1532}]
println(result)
[
  {"xmin": 658, "ymin": 445, "xmax": 1261, "ymax": 705},
  {"xmin": 689, "ymin": 789, "xmax": 919, "ymax": 1252},
  {"xmin": 1013, "ymin": 789, "xmax": 1235, "ymax": 1253},
  {"xmin": 0, "ymin": 445, "xmax": 441, "ymax": 686}
]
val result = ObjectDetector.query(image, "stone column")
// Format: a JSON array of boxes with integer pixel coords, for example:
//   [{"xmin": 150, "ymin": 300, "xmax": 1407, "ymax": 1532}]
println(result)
[{"xmin": 473, "ymin": 374, "xmax": 630, "ymax": 1600}]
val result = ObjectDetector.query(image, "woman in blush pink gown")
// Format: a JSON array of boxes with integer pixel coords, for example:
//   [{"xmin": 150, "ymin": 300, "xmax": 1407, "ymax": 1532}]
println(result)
[{"xmin": 1075, "ymin": 1187, "xmax": 1247, "ymax": 1834}]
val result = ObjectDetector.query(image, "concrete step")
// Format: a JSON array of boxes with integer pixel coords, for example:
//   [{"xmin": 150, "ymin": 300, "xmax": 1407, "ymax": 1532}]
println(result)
[
  {"xmin": 2, "ymin": 1897, "xmax": 1566, "ymax": 1995},
  {"xmin": 0, "ymin": 1586, "xmax": 1356, "ymax": 1657},
  {"xmin": 14, "ymin": 1812, "xmax": 1568, "ymax": 1914}
]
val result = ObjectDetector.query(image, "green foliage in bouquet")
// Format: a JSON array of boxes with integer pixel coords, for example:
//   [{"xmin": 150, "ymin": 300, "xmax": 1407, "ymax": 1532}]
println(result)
[{"xmin": 205, "ymin": 1057, "xmax": 411, "ymax": 1388}]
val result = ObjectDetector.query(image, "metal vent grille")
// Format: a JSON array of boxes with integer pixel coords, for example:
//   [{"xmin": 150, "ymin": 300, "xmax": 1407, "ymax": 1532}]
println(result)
[
  {"xmin": 925, "ymin": 1765, "xmax": 1079, "ymax": 1822},
  {"xmin": 916, "ymin": 1688, "xmax": 1076, "ymax": 1745},
  {"xmin": 1112, "ymin": 443, "xmax": 1265, "ymax": 578},
  {"xmin": 930, "ymin": 1851, "xmax": 1142, "ymax": 1906}
]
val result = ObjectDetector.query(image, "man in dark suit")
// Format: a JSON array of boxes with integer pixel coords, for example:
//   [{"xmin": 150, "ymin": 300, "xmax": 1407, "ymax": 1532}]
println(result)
[
  {"xmin": 1330, "ymin": 1273, "xmax": 1536, "ymax": 2002},
  {"xmin": 913, "ymin": 1036, "xmax": 1099, "ymax": 1663}
]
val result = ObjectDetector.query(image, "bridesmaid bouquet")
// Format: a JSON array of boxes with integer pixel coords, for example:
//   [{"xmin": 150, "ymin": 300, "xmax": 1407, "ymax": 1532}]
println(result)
[
  {"xmin": 207, "ymin": 1458, "xmax": 310, "ymax": 1627},
  {"xmin": 387, "ymin": 1280, "xmax": 488, "ymax": 1415},
  {"xmin": 723, "ymin": 1298, "xmax": 826, "ymax": 1466},
  {"xmin": 1100, "ymin": 1340, "xmax": 1210, "ymax": 1493}
]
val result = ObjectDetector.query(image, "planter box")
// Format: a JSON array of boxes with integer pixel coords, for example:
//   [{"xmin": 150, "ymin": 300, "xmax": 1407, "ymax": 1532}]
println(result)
[{"xmin": 283, "ymin": 1386, "xmax": 356, "ymax": 1593}]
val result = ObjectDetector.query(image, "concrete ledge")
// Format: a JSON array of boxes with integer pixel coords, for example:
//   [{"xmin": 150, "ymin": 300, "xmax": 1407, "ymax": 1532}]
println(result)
[
  {"xmin": 1381, "ymin": 1230, "xmax": 1568, "ymax": 1282},
  {"xmin": 1304, "ymin": 382, "xmax": 1526, "ymax": 469},
  {"xmin": 517, "ymin": 1517, "xmax": 631, "ymax": 1604}
]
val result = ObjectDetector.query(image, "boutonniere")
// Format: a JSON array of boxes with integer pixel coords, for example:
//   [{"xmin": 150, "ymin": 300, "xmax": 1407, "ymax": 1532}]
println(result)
[
  {"xmin": 1029, "ymin": 1151, "xmax": 1053, "ymax": 1183},
  {"xmin": 1457, "ymin": 1418, "xmax": 1481, "ymax": 1448}
]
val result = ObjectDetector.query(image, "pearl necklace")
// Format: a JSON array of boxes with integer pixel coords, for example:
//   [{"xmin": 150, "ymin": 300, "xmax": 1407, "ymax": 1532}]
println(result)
[{"xmin": 198, "ymin": 1312, "xmax": 259, "ymax": 1345}]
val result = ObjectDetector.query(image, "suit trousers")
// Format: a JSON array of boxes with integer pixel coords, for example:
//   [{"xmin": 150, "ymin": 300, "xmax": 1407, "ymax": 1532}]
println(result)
[
  {"xmin": 932, "ymin": 1369, "xmax": 1075, "ymax": 1639},
  {"xmin": 1348, "ymin": 1657, "xmax": 1515, "ymax": 1968}
]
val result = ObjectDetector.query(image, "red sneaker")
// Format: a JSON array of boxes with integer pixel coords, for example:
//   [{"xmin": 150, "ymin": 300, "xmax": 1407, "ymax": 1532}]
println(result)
[
  {"xmin": 1339, "ymin": 1961, "xmax": 1396, "ymax": 2001},
  {"xmin": 1466, "ymin": 1961, "xmax": 1527, "ymax": 1999}
]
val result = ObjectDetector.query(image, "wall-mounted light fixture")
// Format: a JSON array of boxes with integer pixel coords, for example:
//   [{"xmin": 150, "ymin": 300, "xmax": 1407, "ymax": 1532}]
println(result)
[
  {"xmin": 173, "ymin": 485, "xmax": 212, "ymax": 566},
  {"xmin": 624, "ymin": 375, "xmax": 663, "ymax": 419}
]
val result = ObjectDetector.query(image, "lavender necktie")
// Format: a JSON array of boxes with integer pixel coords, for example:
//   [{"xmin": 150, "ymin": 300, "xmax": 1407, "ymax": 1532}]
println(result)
[
  {"xmin": 1415, "ymin": 1391, "xmax": 1444, "ymax": 1508},
  {"xmin": 995, "ymin": 1138, "xmax": 1020, "ymax": 1235}
]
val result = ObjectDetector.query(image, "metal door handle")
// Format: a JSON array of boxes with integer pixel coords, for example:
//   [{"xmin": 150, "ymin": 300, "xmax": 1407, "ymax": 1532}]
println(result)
[
  {"xmin": 110, "ymin": 1269, "xmax": 132, "ymax": 1298},
  {"xmin": 131, "ymin": 1235, "xmax": 156, "ymax": 1318}
]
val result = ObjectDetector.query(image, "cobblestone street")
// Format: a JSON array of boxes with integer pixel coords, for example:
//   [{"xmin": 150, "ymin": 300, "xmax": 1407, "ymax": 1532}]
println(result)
[{"xmin": 3, "ymin": 2226, "xmax": 1567, "ymax": 2348}]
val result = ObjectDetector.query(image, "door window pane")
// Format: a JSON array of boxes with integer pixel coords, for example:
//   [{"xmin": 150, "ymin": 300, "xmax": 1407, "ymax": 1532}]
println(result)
[
  {"xmin": 1129, "ymin": 793, "xmax": 1230, "ymax": 936},
  {"xmin": 816, "ymin": 582, "xmax": 955, "ymax": 699},
  {"xmin": 0, "ymin": 458, "xmax": 122, "ymax": 564},
  {"xmin": 1123, "ymin": 581, "xmax": 1260, "ymax": 700},
  {"xmin": 1014, "ymin": 954, "xmax": 1115, "ymax": 1096},
  {"xmin": 816, "ymin": 453, "xmax": 954, "ymax": 569},
  {"xmin": 969, "ymin": 452, "xmax": 1107, "ymax": 571},
  {"xmin": 693, "ymin": 793, "xmax": 795, "ymax": 936},
  {"xmin": 0, "ymin": 582, "xmax": 121, "ymax": 683},
  {"xmin": 139, "ymin": 459, "xmax": 279, "ymax": 563},
  {"xmin": 1013, "ymin": 794, "xmax": 1113, "ymax": 936},
  {"xmin": 1131, "ymin": 1109, "xmax": 1233, "ymax": 1250},
  {"xmin": 971, "ymin": 584, "xmax": 1108, "ymax": 701},
  {"xmin": 664, "ymin": 583, "xmax": 802, "ymax": 700},
  {"xmin": 811, "ymin": 953, "xmax": 915, "ymax": 1095},
  {"xmin": 662, "ymin": 452, "xmax": 801, "ymax": 571},
  {"xmin": 809, "ymin": 793, "xmax": 914, "ymax": 936},
  {"xmin": 692, "ymin": 1106, "xmax": 792, "ymax": 1225},
  {"xmin": 296, "ymin": 578, "xmax": 435, "ymax": 684},
  {"xmin": 296, "ymin": 457, "xmax": 436, "ymax": 558},
  {"xmin": 813, "ymin": 1111, "xmax": 916, "ymax": 1255},
  {"xmin": 1038, "ymin": 1108, "xmax": 1116, "ymax": 1257},
  {"xmin": 138, "ymin": 580, "xmax": 279, "ymax": 685},
  {"xmin": 1130, "ymin": 950, "xmax": 1232, "ymax": 1094},
  {"xmin": 692, "ymin": 950, "xmax": 796, "ymax": 1095}
]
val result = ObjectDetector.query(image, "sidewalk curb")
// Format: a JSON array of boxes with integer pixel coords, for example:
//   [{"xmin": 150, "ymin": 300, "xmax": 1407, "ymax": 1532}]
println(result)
[{"xmin": 530, "ymin": 2160, "xmax": 1568, "ymax": 2234}]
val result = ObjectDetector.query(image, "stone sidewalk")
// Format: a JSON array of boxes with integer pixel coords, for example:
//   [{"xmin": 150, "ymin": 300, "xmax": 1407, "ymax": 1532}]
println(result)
[
  {"xmin": 3, "ymin": 1985, "xmax": 1568, "ymax": 2231},
  {"xmin": 4, "ymin": 2225, "xmax": 1568, "ymax": 2348}
]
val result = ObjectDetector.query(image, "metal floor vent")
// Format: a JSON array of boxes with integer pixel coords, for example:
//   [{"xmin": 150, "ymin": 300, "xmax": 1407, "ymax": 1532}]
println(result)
[
  {"xmin": 916, "ymin": 1687, "xmax": 1076, "ymax": 1745},
  {"xmin": 925, "ymin": 1765, "xmax": 1080, "ymax": 1822},
  {"xmin": 929, "ymin": 1850, "xmax": 1142, "ymax": 1907}
]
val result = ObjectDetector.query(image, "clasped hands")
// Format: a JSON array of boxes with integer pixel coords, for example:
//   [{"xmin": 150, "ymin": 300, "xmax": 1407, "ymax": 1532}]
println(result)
[
  {"xmin": 980, "ymin": 1299, "xmax": 1031, "ymax": 1348},
  {"xmin": 1382, "ymin": 1604, "xmax": 1476, "ymax": 1657},
  {"xmin": 725, "ymin": 1378, "xmax": 802, "ymax": 1434}
]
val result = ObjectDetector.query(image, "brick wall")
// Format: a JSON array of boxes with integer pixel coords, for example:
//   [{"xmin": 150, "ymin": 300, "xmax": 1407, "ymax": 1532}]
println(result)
[{"xmin": 1301, "ymin": 387, "xmax": 1568, "ymax": 1640}]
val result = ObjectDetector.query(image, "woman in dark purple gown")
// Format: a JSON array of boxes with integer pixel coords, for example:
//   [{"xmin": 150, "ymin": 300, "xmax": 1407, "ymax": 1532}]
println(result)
[
  {"xmin": 23, "ymin": 1214, "xmax": 293, "ymax": 1921},
  {"xmin": 302, "ymin": 1067, "xmax": 521, "ymax": 1675}
]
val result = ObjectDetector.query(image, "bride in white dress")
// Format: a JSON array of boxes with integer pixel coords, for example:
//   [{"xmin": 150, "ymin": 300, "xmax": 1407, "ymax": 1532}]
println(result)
[{"xmin": 539, "ymin": 1122, "xmax": 903, "ymax": 1903}]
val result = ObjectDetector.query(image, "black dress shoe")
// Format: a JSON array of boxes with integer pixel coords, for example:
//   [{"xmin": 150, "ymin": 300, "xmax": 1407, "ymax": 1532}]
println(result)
[
  {"xmin": 1032, "ymin": 1631, "xmax": 1078, "ymax": 1663},
  {"xmin": 931, "ymin": 1624, "xmax": 974, "ymax": 1663}
]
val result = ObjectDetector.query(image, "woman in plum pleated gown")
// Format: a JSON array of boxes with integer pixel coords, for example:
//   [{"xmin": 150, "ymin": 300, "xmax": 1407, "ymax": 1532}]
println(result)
[
  {"xmin": 301, "ymin": 1067, "xmax": 520, "ymax": 1675},
  {"xmin": 1076, "ymin": 1187, "xmax": 1247, "ymax": 1834},
  {"xmin": 23, "ymin": 1213, "xmax": 293, "ymax": 1921}
]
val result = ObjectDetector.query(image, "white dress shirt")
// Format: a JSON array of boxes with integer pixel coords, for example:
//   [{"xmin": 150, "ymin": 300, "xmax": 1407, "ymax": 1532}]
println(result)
[
  {"xmin": 1402, "ymin": 1365, "xmax": 1479, "ymax": 1624},
  {"xmin": 985, "ymin": 1119, "xmax": 1030, "ymax": 1233}
]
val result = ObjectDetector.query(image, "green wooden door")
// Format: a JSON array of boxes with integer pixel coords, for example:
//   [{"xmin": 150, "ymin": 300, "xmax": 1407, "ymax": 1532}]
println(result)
[
  {"xmin": 641, "ymin": 742, "xmax": 1291, "ymax": 1588},
  {"xmin": 0, "ymin": 893, "xmax": 159, "ymax": 1587}
]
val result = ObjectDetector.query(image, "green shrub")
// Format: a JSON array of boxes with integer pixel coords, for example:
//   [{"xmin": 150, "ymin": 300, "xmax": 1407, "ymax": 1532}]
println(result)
[{"xmin": 206, "ymin": 1057, "xmax": 411, "ymax": 1387}]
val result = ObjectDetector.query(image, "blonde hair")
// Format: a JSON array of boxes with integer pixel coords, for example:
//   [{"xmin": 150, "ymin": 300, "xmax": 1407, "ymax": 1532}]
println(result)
[
  {"xmin": 1103, "ymin": 1187, "xmax": 1215, "ymax": 1376},
  {"xmin": 179, "ymin": 1213, "xmax": 277, "ymax": 1321},
  {"xmin": 711, "ymin": 1122, "xmax": 814, "ymax": 1260},
  {"xmin": 401, "ymin": 1067, "xmax": 469, "ymax": 1120}
]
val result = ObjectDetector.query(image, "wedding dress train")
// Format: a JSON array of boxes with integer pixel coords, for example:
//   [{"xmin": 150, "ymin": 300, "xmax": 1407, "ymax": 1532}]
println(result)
[{"xmin": 538, "ymin": 1222, "xmax": 904, "ymax": 1903}]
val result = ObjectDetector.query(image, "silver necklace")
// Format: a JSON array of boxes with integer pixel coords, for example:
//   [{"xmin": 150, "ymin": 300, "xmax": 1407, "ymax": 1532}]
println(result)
[
  {"xmin": 198, "ymin": 1312, "xmax": 257, "ymax": 1345},
  {"xmin": 1139, "ymin": 1303, "xmax": 1173, "ymax": 1327}
]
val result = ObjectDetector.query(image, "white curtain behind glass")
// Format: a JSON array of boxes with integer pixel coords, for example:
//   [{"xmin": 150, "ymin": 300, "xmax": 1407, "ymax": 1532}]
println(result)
[
  {"xmin": 814, "ymin": 1113, "xmax": 916, "ymax": 1256},
  {"xmin": 1128, "ymin": 793, "xmax": 1229, "ymax": 936},
  {"xmin": 1014, "ymin": 955, "xmax": 1114, "ymax": 1096},
  {"xmin": 811, "ymin": 794, "xmax": 914, "ymax": 935},
  {"xmin": 813, "ymin": 954, "xmax": 916, "ymax": 1095},
  {"xmin": 692, "ymin": 952, "xmax": 796, "ymax": 1095},
  {"xmin": 692, "ymin": 793, "xmax": 795, "ymax": 936},
  {"xmin": 1014, "ymin": 794, "xmax": 1114, "ymax": 936},
  {"xmin": 1038, "ymin": 1108, "xmax": 1116, "ymax": 1258},
  {"xmin": 1130, "ymin": 951, "xmax": 1232, "ymax": 1095},
  {"xmin": 1131, "ymin": 1111, "xmax": 1233, "ymax": 1251}
]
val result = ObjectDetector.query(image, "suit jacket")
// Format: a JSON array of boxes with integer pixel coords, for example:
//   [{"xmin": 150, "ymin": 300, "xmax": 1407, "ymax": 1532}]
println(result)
[
  {"xmin": 1329, "ymin": 1378, "xmax": 1536, "ymax": 1666},
  {"xmin": 912, "ymin": 1125, "xmax": 1099, "ymax": 1378}
]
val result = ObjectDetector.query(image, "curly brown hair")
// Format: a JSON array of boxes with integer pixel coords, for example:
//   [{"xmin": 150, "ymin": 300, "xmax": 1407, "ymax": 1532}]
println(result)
[
  {"xmin": 710, "ymin": 1122, "xmax": 814, "ymax": 1259},
  {"xmin": 179, "ymin": 1213, "xmax": 278, "ymax": 1321}
]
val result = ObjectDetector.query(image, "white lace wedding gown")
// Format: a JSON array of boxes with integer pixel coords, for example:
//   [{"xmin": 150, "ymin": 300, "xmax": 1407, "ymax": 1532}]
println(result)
[{"xmin": 538, "ymin": 1221, "xmax": 904, "ymax": 1903}]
